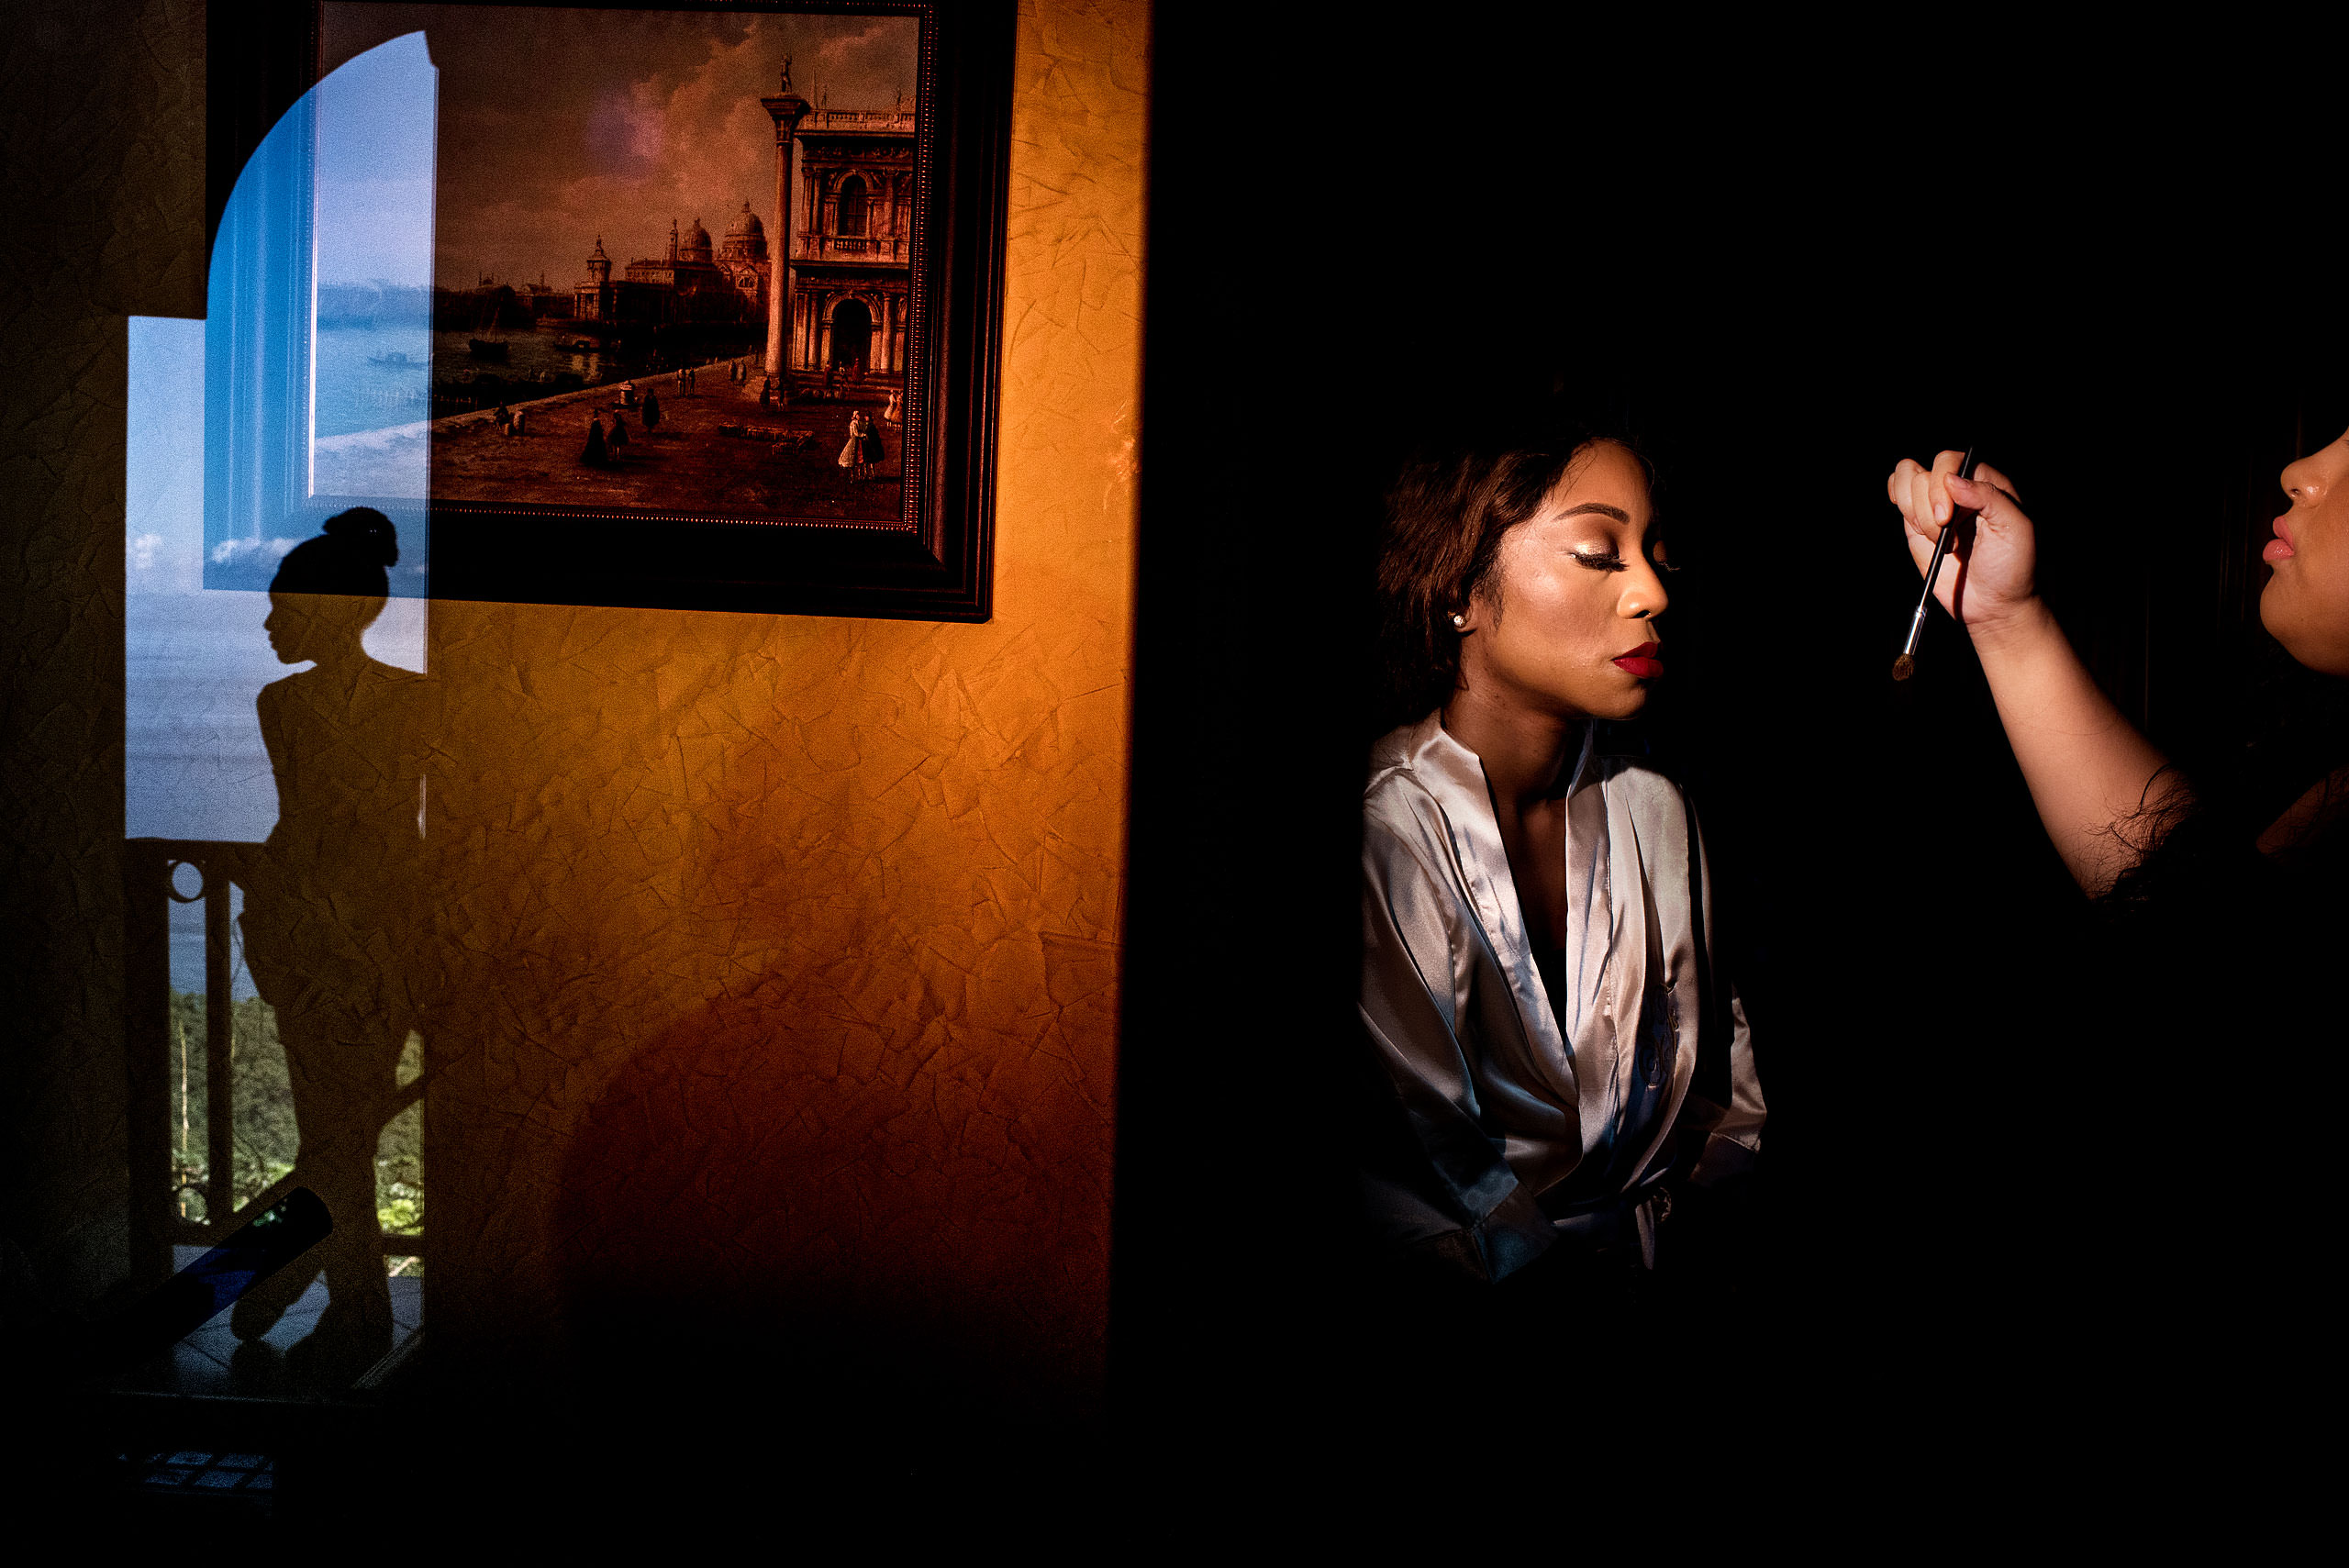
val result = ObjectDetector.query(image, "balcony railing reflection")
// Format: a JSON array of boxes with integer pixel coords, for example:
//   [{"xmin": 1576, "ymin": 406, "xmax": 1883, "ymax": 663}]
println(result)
[{"xmin": 125, "ymin": 837, "xmax": 424, "ymax": 1289}]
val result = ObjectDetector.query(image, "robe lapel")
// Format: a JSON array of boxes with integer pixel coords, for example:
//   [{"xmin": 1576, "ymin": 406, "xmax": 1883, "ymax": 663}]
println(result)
[{"xmin": 1408, "ymin": 717, "xmax": 1582, "ymax": 1117}]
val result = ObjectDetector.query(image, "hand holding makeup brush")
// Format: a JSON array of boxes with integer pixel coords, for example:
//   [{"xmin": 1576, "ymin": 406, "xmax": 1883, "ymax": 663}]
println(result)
[
  {"xmin": 1881, "ymin": 447, "xmax": 2188, "ymax": 895},
  {"xmin": 1887, "ymin": 450, "xmax": 2039, "ymax": 634}
]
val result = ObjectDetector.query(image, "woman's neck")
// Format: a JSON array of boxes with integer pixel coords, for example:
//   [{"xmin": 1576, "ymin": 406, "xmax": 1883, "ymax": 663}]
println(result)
[
  {"xmin": 1442, "ymin": 687, "xmax": 1589, "ymax": 812},
  {"xmin": 297, "ymin": 641, "xmax": 373, "ymax": 682}
]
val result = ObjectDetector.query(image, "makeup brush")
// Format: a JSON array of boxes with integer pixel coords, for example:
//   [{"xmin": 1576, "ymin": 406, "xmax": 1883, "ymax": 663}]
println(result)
[{"xmin": 1892, "ymin": 446, "xmax": 1979, "ymax": 682}]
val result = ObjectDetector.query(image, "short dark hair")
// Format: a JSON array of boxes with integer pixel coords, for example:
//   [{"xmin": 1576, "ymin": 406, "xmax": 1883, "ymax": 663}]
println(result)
[{"xmin": 1372, "ymin": 417, "xmax": 1648, "ymax": 731}]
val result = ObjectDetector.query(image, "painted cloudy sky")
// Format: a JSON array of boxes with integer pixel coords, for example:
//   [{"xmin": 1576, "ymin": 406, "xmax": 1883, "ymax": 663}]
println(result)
[{"xmin": 320, "ymin": 4, "xmax": 919, "ymax": 289}]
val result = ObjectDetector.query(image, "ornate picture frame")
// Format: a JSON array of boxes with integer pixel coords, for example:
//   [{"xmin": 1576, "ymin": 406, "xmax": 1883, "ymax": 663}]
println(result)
[{"xmin": 206, "ymin": 0, "xmax": 1011, "ymax": 620}]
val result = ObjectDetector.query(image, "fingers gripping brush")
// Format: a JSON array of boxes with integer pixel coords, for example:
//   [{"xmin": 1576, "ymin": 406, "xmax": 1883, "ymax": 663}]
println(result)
[{"xmin": 1893, "ymin": 447, "xmax": 1979, "ymax": 682}]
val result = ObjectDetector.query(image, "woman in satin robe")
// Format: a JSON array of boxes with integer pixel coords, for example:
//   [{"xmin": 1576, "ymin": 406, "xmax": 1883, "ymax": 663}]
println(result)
[{"xmin": 1360, "ymin": 422, "xmax": 1764, "ymax": 1289}]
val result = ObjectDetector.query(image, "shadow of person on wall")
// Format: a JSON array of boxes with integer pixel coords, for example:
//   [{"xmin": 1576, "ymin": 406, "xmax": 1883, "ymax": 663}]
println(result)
[
  {"xmin": 227, "ymin": 507, "xmax": 436, "ymax": 1390},
  {"xmin": 546, "ymin": 959, "xmax": 1119, "ymax": 1492}
]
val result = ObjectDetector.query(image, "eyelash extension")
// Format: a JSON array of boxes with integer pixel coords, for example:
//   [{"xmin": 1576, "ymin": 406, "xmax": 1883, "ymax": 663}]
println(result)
[{"xmin": 1571, "ymin": 550, "xmax": 1681, "ymax": 574}]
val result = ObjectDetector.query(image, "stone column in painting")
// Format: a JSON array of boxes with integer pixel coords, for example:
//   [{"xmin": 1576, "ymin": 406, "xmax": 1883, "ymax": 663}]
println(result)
[{"xmin": 760, "ymin": 65, "xmax": 810, "ymax": 383}]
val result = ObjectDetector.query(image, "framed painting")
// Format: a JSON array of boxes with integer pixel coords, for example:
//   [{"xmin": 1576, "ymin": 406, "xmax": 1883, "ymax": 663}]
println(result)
[{"xmin": 206, "ymin": 0, "xmax": 1012, "ymax": 620}]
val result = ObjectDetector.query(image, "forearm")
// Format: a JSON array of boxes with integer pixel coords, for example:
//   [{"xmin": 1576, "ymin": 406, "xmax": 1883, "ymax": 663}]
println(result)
[{"xmin": 1970, "ymin": 599, "xmax": 2183, "ymax": 894}]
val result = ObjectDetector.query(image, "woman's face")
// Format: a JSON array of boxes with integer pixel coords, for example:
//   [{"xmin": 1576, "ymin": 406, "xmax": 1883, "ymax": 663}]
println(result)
[
  {"xmin": 1457, "ymin": 440, "xmax": 1670, "ymax": 722},
  {"xmin": 2262, "ymin": 427, "xmax": 2349, "ymax": 676}
]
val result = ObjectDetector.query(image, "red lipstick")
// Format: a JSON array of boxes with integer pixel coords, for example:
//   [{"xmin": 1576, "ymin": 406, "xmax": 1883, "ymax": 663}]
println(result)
[
  {"xmin": 2265, "ymin": 515, "xmax": 2297, "ymax": 563},
  {"xmin": 1612, "ymin": 641, "xmax": 1663, "ymax": 679}
]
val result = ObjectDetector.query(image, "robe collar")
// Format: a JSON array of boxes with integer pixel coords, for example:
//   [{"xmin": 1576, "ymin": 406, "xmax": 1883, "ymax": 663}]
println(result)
[{"xmin": 1397, "ymin": 711, "xmax": 1613, "ymax": 1091}]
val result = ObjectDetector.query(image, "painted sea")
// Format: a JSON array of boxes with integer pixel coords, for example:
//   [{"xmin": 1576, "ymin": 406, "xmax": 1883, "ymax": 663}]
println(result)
[{"xmin": 312, "ymin": 323, "xmax": 630, "ymax": 439}]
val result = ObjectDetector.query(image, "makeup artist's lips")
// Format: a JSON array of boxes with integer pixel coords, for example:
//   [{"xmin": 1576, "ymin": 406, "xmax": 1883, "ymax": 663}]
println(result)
[
  {"xmin": 1612, "ymin": 641, "xmax": 1664, "ymax": 679},
  {"xmin": 2265, "ymin": 515, "xmax": 2298, "ymax": 563}
]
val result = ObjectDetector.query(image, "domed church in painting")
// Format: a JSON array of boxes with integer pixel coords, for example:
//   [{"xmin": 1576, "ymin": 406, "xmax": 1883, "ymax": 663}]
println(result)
[
  {"xmin": 568, "ymin": 67, "xmax": 916, "ymax": 388},
  {"xmin": 573, "ymin": 212, "xmax": 769, "ymax": 328}
]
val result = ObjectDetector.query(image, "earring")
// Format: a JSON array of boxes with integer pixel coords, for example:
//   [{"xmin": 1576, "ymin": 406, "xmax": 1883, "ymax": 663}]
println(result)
[{"xmin": 1450, "ymin": 613, "xmax": 1467, "ymax": 630}]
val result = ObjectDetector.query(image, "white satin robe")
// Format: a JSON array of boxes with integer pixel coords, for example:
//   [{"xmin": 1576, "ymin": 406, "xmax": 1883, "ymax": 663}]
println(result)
[{"xmin": 1359, "ymin": 712, "xmax": 1765, "ymax": 1282}]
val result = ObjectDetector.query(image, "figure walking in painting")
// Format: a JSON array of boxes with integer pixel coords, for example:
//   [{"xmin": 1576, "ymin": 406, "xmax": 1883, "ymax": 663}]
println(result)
[
  {"xmin": 642, "ymin": 389, "xmax": 662, "ymax": 431},
  {"xmin": 840, "ymin": 409, "xmax": 869, "ymax": 484},
  {"xmin": 882, "ymin": 390, "xmax": 902, "ymax": 426},
  {"xmin": 230, "ymin": 509, "xmax": 435, "ymax": 1390},
  {"xmin": 582, "ymin": 412, "xmax": 608, "ymax": 467},
  {"xmin": 759, "ymin": 376, "xmax": 773, "ymax": 412},
  {"xmin": 607, "ymin": 407, "xmax": 630, "ymax": 457},
  {"xmin": 861, "ymin": 406, "xmax": 885, "ymax": 478}
]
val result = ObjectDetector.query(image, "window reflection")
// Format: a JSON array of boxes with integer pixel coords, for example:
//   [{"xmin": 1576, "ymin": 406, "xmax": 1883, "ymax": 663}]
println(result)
[{"xmin": 122, "ymin": 31, "xmax": 440, "ymax": 1398}]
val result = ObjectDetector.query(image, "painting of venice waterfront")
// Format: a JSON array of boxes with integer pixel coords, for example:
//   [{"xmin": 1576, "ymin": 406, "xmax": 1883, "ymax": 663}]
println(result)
[{"xmin": 318, "ymin": 5, "xmax": 923, "ymax": 526}]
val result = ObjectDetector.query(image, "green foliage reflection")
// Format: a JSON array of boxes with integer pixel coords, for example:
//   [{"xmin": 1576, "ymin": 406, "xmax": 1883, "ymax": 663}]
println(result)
[{"xmin": 166, "ymin": 989, "xmax": 422, "ymax": 1254}]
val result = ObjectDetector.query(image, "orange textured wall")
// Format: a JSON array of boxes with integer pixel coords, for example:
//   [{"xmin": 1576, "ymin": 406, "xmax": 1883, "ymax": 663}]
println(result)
[{"xmin": 421, "ymin": 0, "xmax": 1143, "ymax": 1422}]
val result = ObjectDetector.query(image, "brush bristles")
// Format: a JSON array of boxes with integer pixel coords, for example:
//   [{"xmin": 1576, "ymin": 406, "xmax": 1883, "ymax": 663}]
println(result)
[{"xmin": 1891, "ymin": 653, "xmax": 1915, "ymax": 682}]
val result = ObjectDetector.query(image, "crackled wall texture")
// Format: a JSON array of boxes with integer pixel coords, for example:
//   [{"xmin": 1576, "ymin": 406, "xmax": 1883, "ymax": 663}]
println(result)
[
  {"xmin": 1, "ymin": 0, "xmax": 1141, "ymax": 1423},
  {"xmin": 3, "ymin": 0, "xmax": 206, "ymax": 1307},
  {"xmin": 423, "ymin": 0, "xmax": 1144, "ymax": 1422}
]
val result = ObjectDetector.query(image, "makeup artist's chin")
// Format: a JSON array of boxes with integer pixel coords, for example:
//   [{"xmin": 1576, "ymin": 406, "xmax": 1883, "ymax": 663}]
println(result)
[
  {"xmin": 2259, "ymin": 534, "xmax": 2308, "ymax": 646},
  {"xmin": 2259, "ymin": 570, "xmax": 2349, "ymax": 679}
]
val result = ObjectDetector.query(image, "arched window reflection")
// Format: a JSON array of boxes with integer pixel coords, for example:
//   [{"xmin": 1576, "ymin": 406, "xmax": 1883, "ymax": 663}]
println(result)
[
  {"xmin": 124, "ymin": 29, "xmax": 440, "ymax": 1400},
  {"xmin": 206, "ymin": 30, "xmax": 438, "ymax": 590}
]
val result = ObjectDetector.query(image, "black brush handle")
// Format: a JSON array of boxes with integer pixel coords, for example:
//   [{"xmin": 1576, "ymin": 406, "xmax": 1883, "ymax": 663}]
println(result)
[{"xmin": 1899, "ymin": 447, "xmax": 1981, "ymax": 661}]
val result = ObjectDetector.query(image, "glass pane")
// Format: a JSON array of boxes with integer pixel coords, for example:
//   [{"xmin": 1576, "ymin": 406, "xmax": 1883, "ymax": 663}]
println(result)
[{"xmin": 308, "ymin": 31, "xmax": 439, "ymax": 507}]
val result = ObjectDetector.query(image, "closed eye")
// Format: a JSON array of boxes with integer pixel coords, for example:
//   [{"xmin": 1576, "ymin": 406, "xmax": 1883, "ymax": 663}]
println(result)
[{"xmin": 1572, "ymin": 549, "xmax": 1680, "ymax": 574}]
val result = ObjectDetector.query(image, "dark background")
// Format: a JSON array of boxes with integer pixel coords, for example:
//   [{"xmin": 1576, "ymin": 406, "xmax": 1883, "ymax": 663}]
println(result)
[{"xmin": 1117, "ymin": 12, "xmax": 2345, "ymax": 1459}]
